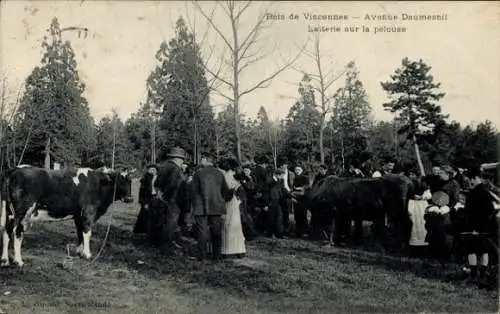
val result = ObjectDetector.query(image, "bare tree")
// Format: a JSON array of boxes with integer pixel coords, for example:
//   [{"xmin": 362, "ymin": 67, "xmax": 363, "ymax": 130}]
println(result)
[
  {"xmin": 0, "ymin": 76, "xmax": 24, "ymax": 170},
  {"xmin": 192, "ymin": 1, "xmax": 307, "ymax": 163},
  {"xmin": 266, "ymin": 118, "xmax": 283, "ymax": 169},
  {"xmin": 293, "ymin": 35, "xmax": 349, "ymax": 164}
]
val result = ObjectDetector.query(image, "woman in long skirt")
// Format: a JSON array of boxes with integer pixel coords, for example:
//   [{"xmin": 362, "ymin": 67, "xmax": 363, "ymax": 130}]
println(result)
[
  {"xmin": 408, "ymin": 174, "xmax": 432, "ymax": 256},
  {"xmin": 219, "ymin": 159, "xmax": 246, "ymax": 258}
]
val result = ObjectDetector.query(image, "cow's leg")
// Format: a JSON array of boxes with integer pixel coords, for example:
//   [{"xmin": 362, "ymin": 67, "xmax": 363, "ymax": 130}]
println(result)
[
  {"xmin": 79, "ymin": 210, "xmax": 95, "ymax": 260},
  {"xmin": 332, "ymin": 214, "xmax": 348, "ymax": 246},
  {"xmin": 81, "ymin": 228, "xmax": 92, "ymax": 259},
  {"xmin": 371, "ymin": 216, "xmax": 388, "ymax": 252},
  {"xmin": 353, "ymin": 219, "xmax": 364, "ymax": 245},
  {"xmin": 74, "ymin": 215, "xmax": 85, "ymax": 255},
  {"xmin": 11, "ymin": 202, "xmax": 37, "ymax": 267},
  {"xmin": 0, "ymin": 200, "xmax": 6, "ymax": 233},
  {"xmin": 1, "ymin": 199, "xmax": 10, "ymax": 266},
  {"xmin": 1, "ymin": 228, "xmax": 10, "ymax": 267},
  {"xmin": 12, "ymin": 225, "xmax": 24, "ymax": 267}
]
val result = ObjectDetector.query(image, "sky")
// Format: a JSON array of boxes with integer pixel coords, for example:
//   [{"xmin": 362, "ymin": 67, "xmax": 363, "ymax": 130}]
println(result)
[{"xmin": 1, "ymin": 1, "xmax": 499, "ymax": 128}]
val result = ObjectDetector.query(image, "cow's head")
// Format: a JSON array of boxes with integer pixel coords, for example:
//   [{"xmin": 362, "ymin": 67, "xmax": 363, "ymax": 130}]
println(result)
[{"xmin": 99, "ymin": 168, "xmax": 134, "ymax": 204}]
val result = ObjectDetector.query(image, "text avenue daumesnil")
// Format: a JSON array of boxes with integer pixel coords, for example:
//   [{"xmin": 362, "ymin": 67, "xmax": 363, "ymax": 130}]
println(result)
[{"xmin": 265, "ymin": 13, "xmax": 448, "ymax": 22}]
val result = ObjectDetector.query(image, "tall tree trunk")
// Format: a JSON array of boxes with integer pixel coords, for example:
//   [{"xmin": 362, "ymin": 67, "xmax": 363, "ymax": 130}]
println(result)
[
  {"xmin": 319, "ymin": 118, "xmax": 325, "ymax": 165},
  {"xmin": 393, "ymin": 119, "xmax": 399, "ymax": 159},
  {"xmin": 340, "ymin": 134, "xmax": 345, "ymax": 171},
  {"xmin": 44, "ymin": 137, "xmax": 51, "ymax": 169},
  {"xmin": 215, "ymin": 125, "xmax": 220, "ymax": 162},
  {"xmin": 111, "ymin": 120, "xmax": 116, "ymax": 170},
  {"xmin": 330, "ymin": 127, "xmax": 335, "ymax": 166},
  {"xmin": 151, "ymin": 116, "xmax": 156, "ymax": 164},
  {"xmin": 193, "ymin": 115, "xmax": 198, "ymax": 164},
  {"xmin": 412, "ymin": 133, "xmax": 425, "ymax": 176},
  {"xmin": 306, "ymin": 131, "xmax": 311, "ymax": 165},
  {"xmin": 231, "ymin": 15, "xmax": 242, "ymax": 163}
]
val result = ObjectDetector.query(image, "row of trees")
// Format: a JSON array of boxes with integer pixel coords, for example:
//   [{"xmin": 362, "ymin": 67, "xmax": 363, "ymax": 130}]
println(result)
[{"xmin": 1, "ymin": 6, "xmax": 498, "ymax": 176}]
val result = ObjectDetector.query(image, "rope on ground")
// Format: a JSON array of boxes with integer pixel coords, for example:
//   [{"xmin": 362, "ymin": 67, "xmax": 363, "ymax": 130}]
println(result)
[{"xmin": 62, "ymin": 174, "xmax": 118, "ymax": 269}]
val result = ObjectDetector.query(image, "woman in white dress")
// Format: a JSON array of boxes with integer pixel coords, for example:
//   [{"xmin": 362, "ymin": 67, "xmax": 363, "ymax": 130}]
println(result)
[
  {"xmin": 408, "ymin": 174, "xmax": 432, "ymax": 256},
  {"xmin": 219, "ymin": 158, "xmax": 247, "ymax": 259}
]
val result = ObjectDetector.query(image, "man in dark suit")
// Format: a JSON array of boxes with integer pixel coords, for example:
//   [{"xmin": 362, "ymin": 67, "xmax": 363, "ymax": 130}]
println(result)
[
  {"xmin": 190, "ymin": 154, "xmax": 236, "ymax": 261},
  {"xmin": 312, "ymin": 164, "xmax": 329, "ymax": 187},
  {"xmin": 148, "ymin": 147, "xmax": 187, "ymax": 254},
  {"xmin": 278, "ymin": 156, "xmax": 295, "ymax": 234},
  {"xmin": 134, "ymin": 164, "xmax": 158, "ymax": 234},
  {"xmin": 292, "ymin": 165, "xmax": 310, "ymax": 238}
]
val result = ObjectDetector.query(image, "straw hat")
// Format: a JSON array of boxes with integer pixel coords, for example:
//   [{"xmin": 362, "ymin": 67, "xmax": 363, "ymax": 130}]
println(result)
[{"xmin": 431, "ymin": 191, "xmax": 450, "ymax": 207}]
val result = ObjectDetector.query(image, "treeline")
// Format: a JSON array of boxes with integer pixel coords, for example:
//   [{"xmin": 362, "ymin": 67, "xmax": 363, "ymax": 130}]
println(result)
[{"xmin": 0, "ymin": 17, "xmax": 498, "ymax": 175}]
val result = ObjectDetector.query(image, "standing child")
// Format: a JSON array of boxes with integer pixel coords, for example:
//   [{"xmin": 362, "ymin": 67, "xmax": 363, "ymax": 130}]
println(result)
[
  {"xmin": 265, "ymin": 168, "xmax": 294, "ymax": 239},
  {"xmin": 460, "ymin": 166, "xmax": 498, "ymax": 288},
  {"xmin": 424, "ymin": 191, "xmax": 453, "ymax": 263}
]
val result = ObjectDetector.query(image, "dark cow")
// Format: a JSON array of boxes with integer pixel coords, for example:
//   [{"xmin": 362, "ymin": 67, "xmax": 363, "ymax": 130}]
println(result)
[
  {"xmin": 307, "ymin": 174, "xmax": 413, "ymax": 249},
  {"xmin": 0, "ymin": 166, "xmax": 133, "ymax": 267}
]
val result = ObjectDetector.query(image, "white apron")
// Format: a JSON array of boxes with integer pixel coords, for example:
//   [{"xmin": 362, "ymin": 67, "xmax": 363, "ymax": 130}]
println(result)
[
  {"xmin": 408, "ymin": 199, "xmax": 429, "ymax": 246},
  {"xmin": 221, "ymin": 195, "xmax": 246, "ymax": 255}
]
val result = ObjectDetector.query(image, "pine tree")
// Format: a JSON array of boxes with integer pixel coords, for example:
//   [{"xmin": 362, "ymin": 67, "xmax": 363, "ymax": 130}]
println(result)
[
  {"xmin": 331, "ymin": 62, "xmax": 372, "ymax": 169},
  {"xmin": 283, "ymin": 74, "xmax": 321, "ymax": 165},
  {"xmin": 15, "ymin": 17, "xmax": 94, "ymax": 168},
  {"xmin": 94, "ymin": 110, "xmax": 132, "ymax": 169},
  {"xmin": 381, "ymin": 58, "xmax": 446, "ymax": 176},
  {"xmin": 214, "ymin": 104, "xmax": 252, "ymax": 162},
  {"xmin": 250, "ymin": 106, "xmax": 283, "ymax": 166},
  {"xmin": 146, "ymin": 16, "xmax": 215, "ymax": 164},
  {"xmin": 125, "ymin": 101, "xmax": 160, "ymax": 168}
]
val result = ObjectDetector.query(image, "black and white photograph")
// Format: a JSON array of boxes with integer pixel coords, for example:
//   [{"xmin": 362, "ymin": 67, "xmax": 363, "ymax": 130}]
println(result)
[{"xmin": 0, "ymin": 1, "xmax": 499, "ymax": 313}]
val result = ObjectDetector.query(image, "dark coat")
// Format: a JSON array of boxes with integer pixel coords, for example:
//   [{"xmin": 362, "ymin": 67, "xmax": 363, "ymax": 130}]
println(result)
[
  {"xmin": 285, "ymin": 170, "xmax": 295, "ymax": 191},
  {"xmin": 147, "ymin": 161, "xmax": 186, "ymax": 244},
  {"xmin": 268, "ymin": 179, "xmax": 294, "ymax": 211},
  {"xmin": 463, "ymin": 183, "xmax": 497, "ymax": 233},
  {"xmin": 312, "ymin": 172, "xmax": 329, "ymax": 187},
  {"xmin": 139, "ymin": 173, "xmax": 156, "ymax": 205},
  {"xmin": 154, "ymin": 160, "xmax": 186, "ymax": 213},
  {"xmin": 294, "ymin": 174, "xmax": 309, "ymax": 189},
  {"xmin": 441, "ymin": 179, "xmax": 461, "ymax": 208},
  {"xmin": 425, "ymin": 174, "xmax": 444, "ymax": 194},
  {"xmin": 134, "ymin": 173, "xmax": 157, "ymax": 234},
  {"xmin": 191, "ymin": 166, "xmax": 234, "ymax": 216},
  {"xmin": 253, "ymin": 165, "xmax": 271, "ymax": 190}
]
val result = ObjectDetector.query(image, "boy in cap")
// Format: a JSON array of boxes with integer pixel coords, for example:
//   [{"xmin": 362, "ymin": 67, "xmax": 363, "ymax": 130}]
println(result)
[{"xmin": 460, "ymin": 166, "xmax": 498, "ymax": 287}]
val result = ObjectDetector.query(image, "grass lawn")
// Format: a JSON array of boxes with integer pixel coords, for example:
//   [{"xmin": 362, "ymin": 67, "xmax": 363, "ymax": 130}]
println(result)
[{"xmin": 1, "ymin": 181, "xmax": 498, "ymax": 314}]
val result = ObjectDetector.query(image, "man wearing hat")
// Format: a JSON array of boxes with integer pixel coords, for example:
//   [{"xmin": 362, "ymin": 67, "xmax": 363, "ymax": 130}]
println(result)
[
  {"xmin": 148, "ymin": 146, "xmax": 187, "ymax": 254},
  {"xmin": 252, "ymin": 155, "xmax": 272, "ymax": 225},
  {"xmin": 253, "ymin": 155, "xmax": 272, "ymax": 190},
  {"xmin": 439, "ymin": 165, "xmax": 461, "ymax": 209}
]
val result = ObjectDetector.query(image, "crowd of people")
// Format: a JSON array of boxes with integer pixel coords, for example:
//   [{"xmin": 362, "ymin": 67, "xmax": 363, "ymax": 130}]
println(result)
[{"xmin": 132, "ymin": 146, "xmax": 499, "ymax": 289}]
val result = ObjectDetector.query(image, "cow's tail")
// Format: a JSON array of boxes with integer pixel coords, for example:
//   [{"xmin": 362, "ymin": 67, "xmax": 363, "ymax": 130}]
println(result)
[
  {"xmin": 0, "ymin": 170, "xmax": 13, "ymax": 232},
  {"xmin": 0, "ymin": 178, "xmax": 8, "ymax": 232}
]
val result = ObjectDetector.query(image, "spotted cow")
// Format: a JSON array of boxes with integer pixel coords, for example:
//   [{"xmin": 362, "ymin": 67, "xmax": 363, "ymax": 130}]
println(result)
[{"xmin": 0, "ymin": 166, "xmax": 133, "ymax": 267}]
